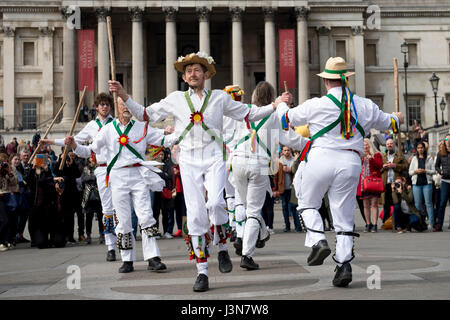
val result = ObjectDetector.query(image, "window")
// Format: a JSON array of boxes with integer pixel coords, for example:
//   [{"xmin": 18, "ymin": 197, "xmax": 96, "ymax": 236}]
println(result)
[
  {"xmin": 0, "ymin": 43, "xmax": 2, "ymax": 69},
  {"xmin": 0, "ymin": 105, "xmax": 3, "ymax": 130},
  {"xmin": 408, "ymin": 96, "xmax": 422, "ymax": 127},
  {"xmin": 335, "ymin": 40, "xmax": 346, "ymax": 60},
  {"xmin": 23, "ymin": 42, "xmax": 35, "ymax": 66},
  {"xmin": 365, "ymin": 43, "xmax": 377, "ymax": 66},
  {"xmin": 408, "ymin": 43, "xmax": 417, "ymax": 66},
  {"xmin": 367, "ymin": 95, "xmax": 384, "ymax": 110},
  {"xmin": 22, "ymin": 102, "xmax": 37, "ymax": 130},
  {"xmin": 308, "ymin": 40, "xmax": 312, "ymax": 64}
]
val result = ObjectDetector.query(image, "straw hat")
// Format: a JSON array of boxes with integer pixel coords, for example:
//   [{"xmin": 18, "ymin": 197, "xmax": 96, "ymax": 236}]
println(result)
[
  {"xmin": 174, "ymin": 51, "xmax": 216, "ymax": 78},
  {"xmin": 317, "ymin": 57, "xmax": 355, "ymax": 79}
]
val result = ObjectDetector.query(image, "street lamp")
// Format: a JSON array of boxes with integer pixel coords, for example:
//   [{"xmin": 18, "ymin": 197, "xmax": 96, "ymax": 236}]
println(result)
[
  {"xmin": 440, "ymin": 97, "xmax": 446, "ymax": 126},
  {"xmin": 429, "ymin": 72, "xmax": 440, "ymax": 127},
  {"xmin": 401, "ymin": 42, "xmax": 409, "ymax": 132}
]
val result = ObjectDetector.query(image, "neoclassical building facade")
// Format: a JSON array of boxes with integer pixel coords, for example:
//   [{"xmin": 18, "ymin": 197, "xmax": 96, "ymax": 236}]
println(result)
[{"xmin": 0, "ymin": 0, "xmax": 449, "ymax": 139}]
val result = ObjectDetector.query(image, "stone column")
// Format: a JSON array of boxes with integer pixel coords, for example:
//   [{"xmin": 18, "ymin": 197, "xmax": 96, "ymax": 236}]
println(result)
[
  {"xmin": 163, "ymin": 6, "xmax": 178, "ymax": 95},
  {"xmin": 2, "ymin": 26, "xmax": 15, "ymax": 129},
  {"xmin": 352, "ymin": 26, "xmax": 366, "ymax": 97},
  {"xmin": 96, "ymin": 7, "xmax": 110, "ymax": 94},
  {"xmin": 61, "ymin": 7, "xmax": 77, "ymax": 123},
  {"xmin": 295, "ymin": 7, "xmax": 310, "ymax": 104},
  {"xmin": 230, "ymin": 7, "xmax": 244, "ymax": 89},
  {"xmin": 263, "ymin": 7, "xmax": 277, "ymax": 90},
  {"xmin": 197, "ymin": 6, "xmax": 211, "ymax": 89},
  {"xmin": 317, "ymin": 26, "xmax": 331, "ymax": 95},
  {"xmin": 130, "ymin": 7, "xmax": 145, "ymax": 105},
  {"xmin": 39, "ymin": 26, "xmax": 55, "ymax": 126}
]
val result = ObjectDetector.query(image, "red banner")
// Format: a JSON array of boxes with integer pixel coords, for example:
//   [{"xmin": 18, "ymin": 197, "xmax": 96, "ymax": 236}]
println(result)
[
  {"xmin": 78, "ymin": 29, "xmax": 95, "ymax": 92},
  {"xmin": 279, "ymin": 29, "xmax": 296, "ymax": 90}
]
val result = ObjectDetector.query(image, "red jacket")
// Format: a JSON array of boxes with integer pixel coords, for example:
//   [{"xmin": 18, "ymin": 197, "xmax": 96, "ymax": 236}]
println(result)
[{"xmin": 357, "ymin": 152, "xmax": 383, "ymax": 196}]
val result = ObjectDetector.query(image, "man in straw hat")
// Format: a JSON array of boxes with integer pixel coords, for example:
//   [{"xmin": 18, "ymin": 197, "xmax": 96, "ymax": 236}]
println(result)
[
  {"xmin": 109, "ymin": 51, "xmax": 290, "ymax": 292},
  {"xmin": 279, "ymin": 57, "xmax": 404, "ymax": 287}
]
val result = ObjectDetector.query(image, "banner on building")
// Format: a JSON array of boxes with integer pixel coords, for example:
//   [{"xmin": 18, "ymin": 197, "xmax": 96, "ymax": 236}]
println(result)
[
  {"xmin": 78, "ymin": 29, "xmax": 95, "ymax": 92},
  {"xmin": 279, "ymin": 29, "xmax": 296, "ymax": 90}
]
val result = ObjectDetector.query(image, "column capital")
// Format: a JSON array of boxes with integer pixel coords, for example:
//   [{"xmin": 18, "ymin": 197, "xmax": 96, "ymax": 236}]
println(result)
[
  {"xmin": 263, "ymin": 7, "xmax": 276, "ymax": 22},
  {"xmin": 129, "ymin": 6, "xmax": 145, "ymax": 22},
  {"xmin": 163, "ymin": 6, "xmax": 178, "ymax": 22},
  {"xmin": 196, "ymin": 6, "xmax": 211, "ymax": 22},
  {"xmin": 230, "ymin": 7, "xmax": 244, "ymax": 22},
  {"xmin": 351, "ymin": 25, "xmax": 365, "ymax": 36},
  {"xmin": 39, "ymin": 26, "xmax": 55, "ymax": 37},
  {"xmin": 316, "ymin": 26, "xmax": 331, "ymax": 36},
  {"xmin": 95, "ymin": 7, "xmax": 111, "ymax": 22},
  {"xmin": 1, "ymin": 26, "xmax": 15, "ymax": 37},
  {"xmin": 295, "ymin": 6, "xmax": 310, "ymax": 21}
]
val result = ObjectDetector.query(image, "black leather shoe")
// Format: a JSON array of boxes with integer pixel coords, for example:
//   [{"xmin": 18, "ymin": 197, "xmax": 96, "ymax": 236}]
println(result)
[
  {"xmin": 230, "ymin": 229, "xmax": 237, "ymax": 242},
  {"xmin": 240, "ymin": 255, "xmax": 259, "ymax": 270},
  {"xmin": 106, "ymin": 250, "xmax": 116, "ymax": 262},
  {"xmin": 333, "ymin": 262, "xmax": 352, "ymax": 287},
  {"xmin": 218, "ymin": 250, "xmax": 233, "ymax": 273},
  {"xmin": 118, "ymin": 261, "xmax": 134, "ymax": 273},
  {"xmin": 307, "ymin": 240, "xmax": 331, "ymax": 266},
  {"xmin": 256, "ymin": 233, "xmax": 270, "ymax": 249},
  {"xmin": 193, "ymin": 273, "xmax": 209, "ymax": 292},
  {"xmin": 233, "ymin": 237, "xmax": 242, "ymax": 256},
  {"xmin": 147, "ymin": 256, "xmax": 167, "ymax": 272}
]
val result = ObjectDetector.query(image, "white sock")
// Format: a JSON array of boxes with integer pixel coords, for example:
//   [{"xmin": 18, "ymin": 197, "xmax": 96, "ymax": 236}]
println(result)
[
  {"xmin": 108, "ymin": 245, "xmax": 115, "ymax": 251},
  {"xmin": 196, "ymin": 262, "xmax": 208, "ymax": 276},
  {"xmin": 218, "ymin": 242, "xmax": 227, "ymax": 252}
]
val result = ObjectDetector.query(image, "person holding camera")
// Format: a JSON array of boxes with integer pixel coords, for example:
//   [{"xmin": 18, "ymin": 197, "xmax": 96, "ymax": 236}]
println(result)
[
  {"xmin": 391, "ymin": 177, "xmax": 424, "ymax": 233},
  {"xmin": 409, "ymin": 141, "xmax": 436, "ymax": 231}
]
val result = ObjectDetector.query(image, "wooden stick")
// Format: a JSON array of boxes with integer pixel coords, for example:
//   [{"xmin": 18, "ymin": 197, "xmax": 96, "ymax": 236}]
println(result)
[
  {"xmin": 106, "ymin": 16, "xmax": 118, "ymax": 118},
  {"xmin": 29, "ymin": 102, "xmax": 67, "ymax": 163},
  {"xmin": 284, "ymin": 80, "xmax": 289, "ymax": 92},
  {"xmin": 59, "ymin": 86, "xmax": 88, "ymax": 171}
]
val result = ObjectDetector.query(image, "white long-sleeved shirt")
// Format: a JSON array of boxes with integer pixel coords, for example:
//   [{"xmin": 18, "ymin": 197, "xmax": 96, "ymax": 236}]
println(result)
[
  {"xmin": 125, "ymin": 88, "xmax": 275, "ymax": 159},
  {"xmin": 232, "ymin": 109, "xmax": 308, "ymax": 167},
  {"xmin": 55, "ymin": 115, "xmax": 114, "ymax": 164},
  {"xmin": 279, "ymin": 86, "xmax": 399, "ymax": 155},
  {"xmin": 74, "ymin": 119, "xmax": 176, "ymax": 168}
]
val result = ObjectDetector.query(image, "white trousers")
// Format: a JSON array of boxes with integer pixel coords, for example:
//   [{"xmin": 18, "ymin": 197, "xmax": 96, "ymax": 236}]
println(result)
[
  {"xmin": 234, "ymin": 190, "xmax": 246, "ymax": 238},
  {"xmin": 299, "ymin": 148, "xmax": 361, "ymax": 265},
  {"xmin": 224, "ymin": 166, "xmax": 236, "ymax": 229},
  {"xmin": 110, "ymin": 167, "xmax": 160, "ymax": 262},
  {"xmin": 232, "ymin": 160, "xmax": 270, "ymax": 257},
  {"xmin": 179, "ymin": 155, "xmax": 228, "ymax": 236},
  {"xmin": 94, "ymin": 166, "xmax": 116, "ymax": 248}
]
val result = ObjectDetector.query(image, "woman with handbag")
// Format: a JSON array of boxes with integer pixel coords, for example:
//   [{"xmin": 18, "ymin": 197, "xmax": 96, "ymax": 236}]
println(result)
[
  {"xmin": 358, "ymin": 138, "xmax": 383, "ymax": 233},
  {"xmin": 409, "ymin": 141, "xmax": 436, "ymax": 231}
]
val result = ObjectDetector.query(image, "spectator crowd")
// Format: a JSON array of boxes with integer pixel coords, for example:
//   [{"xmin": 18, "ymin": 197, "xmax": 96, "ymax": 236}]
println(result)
[{"xmin": 0, "ymin": 115, "xmax": 448, "ymax": 253}]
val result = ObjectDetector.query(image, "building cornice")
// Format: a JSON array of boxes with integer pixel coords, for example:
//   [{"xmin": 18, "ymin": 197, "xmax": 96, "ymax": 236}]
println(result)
[{"xmin": 1, "ymin": 7, "xmax": 59, "ymax": 13}]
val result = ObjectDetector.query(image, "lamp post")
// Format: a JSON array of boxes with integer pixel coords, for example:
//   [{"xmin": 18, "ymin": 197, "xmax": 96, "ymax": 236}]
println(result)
[
  {"xmin": 440, "ymin": 97, "xmax": 446, "ymax": 126},
  {"xmin": 429, "ymin": 72, "xmax": 440, "ymax": 127},
  {"xmin": 401, "ymin": 42, "xmax": 409, "ymax": 132}
]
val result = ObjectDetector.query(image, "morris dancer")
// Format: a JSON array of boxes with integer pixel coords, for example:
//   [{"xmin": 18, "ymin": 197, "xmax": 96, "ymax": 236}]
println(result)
[
  {"xmin": 66, "ymin": 97, "xmax": 176, "ymax": 273},
  {"xmin": 40, "ymin": 93, "xmax": 117, "ymax": 262},
  {"xmin": 223, "ymin": 85, "xmax": 245, "ymax": 254},
  {"xmin": 108, "ymin": 51, "xmax": 288, "ymax": 292},
  {"xmin": 230, "ymin": 81, "xmax": 308, "ymax": 270},
  {"xmin": 280, "ymin": 57, "xmax": 404, "ymax": 287}
]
